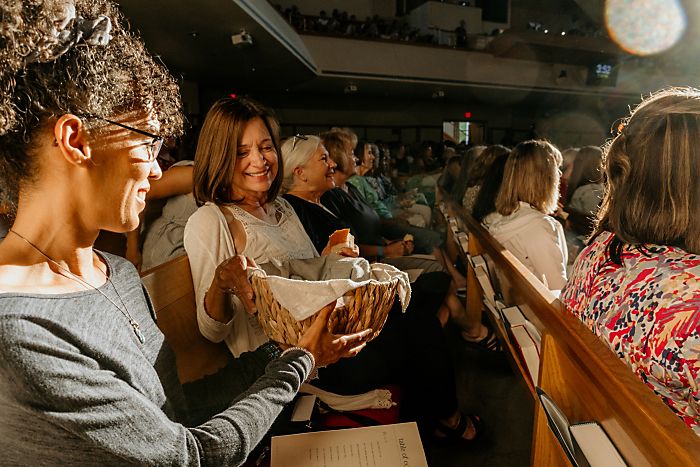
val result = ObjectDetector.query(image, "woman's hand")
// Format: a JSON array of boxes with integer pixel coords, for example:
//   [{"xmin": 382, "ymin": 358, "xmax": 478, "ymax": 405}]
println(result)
[
  {"xmin": 384, "ymin": 240, "xmax": 414, "ymax": 258},
  {"xmin": 321, "ymin": 243, "xmax": 360, "ymax": 258},
  {"xmin": 297, "ymin": 302, "xmax": 372, "ymax": 367},
  {"xmin": 214, "ymin": 255, "xmax": 258, "ymax": 314}
]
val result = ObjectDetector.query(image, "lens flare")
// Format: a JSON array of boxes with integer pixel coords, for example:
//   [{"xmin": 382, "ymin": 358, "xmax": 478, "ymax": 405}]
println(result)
[{"xmin": 605, "ymin": 0, "xmax": 686, "ymax": 55}]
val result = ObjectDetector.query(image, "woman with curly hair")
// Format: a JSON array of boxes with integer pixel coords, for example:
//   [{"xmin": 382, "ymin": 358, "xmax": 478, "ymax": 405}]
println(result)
[
  {"xmin": 0, "ymin": 1, "xmax": 370, "ymax": 464},
  {"xmin": 562, "ymin": 88, "xmax": 700, "ymax": 434}
]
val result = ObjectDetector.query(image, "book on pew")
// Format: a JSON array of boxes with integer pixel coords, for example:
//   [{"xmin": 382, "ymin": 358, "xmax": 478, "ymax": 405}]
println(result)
[
  {"xmin": 502, "ymin": 306, "xmax": 527, "ymax": 327},
  {"xmin": 468, "ymin": 255, "xmax": 496, "ymax": 304},
  {"xmin": 570, "ymin": 422, "xmax": 627, "ymax": 467},
  {"xmin": 511, "ymin": 325, "xmax": 540, "ymax": 384},
  {"xmin": 475, "ymin": 266, "xmax": 496, "ymax": 307},
  {"xmin": 483, "ymin": 298, "xmax": 505, "ymax": 322},
  {"xmin": 271, "ymin": 422, "xmax": 428, "ymax": 467},
  {"xmin": 502, "ymin": 306, "xmax": 542, "ymax": 353},
  {"xmin": 456, "ymin": 232, "xmax": 469, "ymax": 253},
  {"xmin": 469, "ymin": 254, "xmax": 488, "ymax": 271},
  {"xmin": 536, "ymin": 388, "xmax": 627, "ymax": 467}
]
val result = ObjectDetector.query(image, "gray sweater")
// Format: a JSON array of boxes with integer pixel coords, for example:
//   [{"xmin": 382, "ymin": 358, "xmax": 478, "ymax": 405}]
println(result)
[{"xmin": 0, "ymin": 253, "xmax": 312, "ymax": 465}]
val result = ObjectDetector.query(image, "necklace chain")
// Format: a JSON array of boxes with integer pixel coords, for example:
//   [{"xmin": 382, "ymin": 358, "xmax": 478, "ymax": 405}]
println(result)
[{"xmin": 8, "ymin": 229, "xmax": 145, "ymax": 344}]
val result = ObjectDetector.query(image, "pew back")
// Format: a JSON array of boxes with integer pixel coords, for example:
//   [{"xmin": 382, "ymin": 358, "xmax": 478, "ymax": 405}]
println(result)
[
  {"xmin": 140, "ymin": 255, "xmax": 231, "ymax": 384},
  {"xmin": 444, "ymin": 202, "xmax": 700, "ymax": 466}
]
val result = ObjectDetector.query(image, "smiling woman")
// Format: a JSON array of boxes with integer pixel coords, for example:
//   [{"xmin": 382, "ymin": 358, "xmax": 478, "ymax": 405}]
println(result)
[{"xmin": 0, "ymin": 1, "xmax": 369, "ymax": 464}]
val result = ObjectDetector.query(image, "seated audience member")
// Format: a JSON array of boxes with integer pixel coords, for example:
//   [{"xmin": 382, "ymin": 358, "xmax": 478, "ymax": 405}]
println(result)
[
  {"xmin": 437, "ymin": 152, "xmax": 462, "ymax": 198},
  {"xmin": 281, "ymin": 135, "xmax": 482, "ymax": 347},
  {"xmin": 472, "ymin": 152, "xmax": 511, "ymax": 224},
  {"xmin": 0, "ymin": 2, "xmax": 369, "ymax": 464},
  {"xmin": 348, "ymin": 140, "xmax": 431, "ymax": 228},
  {"xmin": 184, "ymin": 99, "xmax": 482, "ymax": 442},
  {"xmin": 483, "ymin": 140, "xmax": 568, "ymax": 290},
  {"xmin": 450, "ymin": 145, "xmax": 485, "ymax": 203},
  {"xmin": 558, "ymin": 147, "xmax": 579, "ymax": 202},
  {"xmin": 392, "ymin": 142, "xmax": 411, "ymax": 175},
  {"xmin": 562, "ymin": 88, "xmax": 700, "ymax": 434},
  {"xmin": 321, "ymin": 130, "xmax": 444, "ymax": 255},
  {"xmin": 565, "ymin": 145, "xmax": 604, "ymax": 220},
  {"xmin": 462, "ymin": 145, "xmax": 511, "ymax": 213},
  {"xmin": 366, "ymin": 143, "xmax": 401, "ymax": 201},
  {"xmin": 126, "ymin": 160, "xmax": 197, "ymax": 271}
]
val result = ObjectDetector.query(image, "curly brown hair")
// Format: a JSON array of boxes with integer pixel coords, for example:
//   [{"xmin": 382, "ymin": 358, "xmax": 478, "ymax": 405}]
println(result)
[{"xmin": 0, "ymin": 0, "xmax": 184, "ymax": 214}]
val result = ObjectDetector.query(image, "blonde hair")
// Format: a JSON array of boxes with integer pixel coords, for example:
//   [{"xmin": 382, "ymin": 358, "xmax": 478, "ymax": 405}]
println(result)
[
  {"xmin": 595, "ymin": 87, "xmax": 700, "ymax": 255},
  {"xmin": 193, "ymin": 97, "xmax": 282, "ymax": 206},
  {"xmin": 496, "ymin": 140, "xmax": 562, "ymax": 215}
]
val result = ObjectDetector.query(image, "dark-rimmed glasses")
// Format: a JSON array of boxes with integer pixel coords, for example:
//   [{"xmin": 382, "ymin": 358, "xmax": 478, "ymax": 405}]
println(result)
[{"xmin": 83, "ymin": 115, "xmax": 164, "ymax": 161}]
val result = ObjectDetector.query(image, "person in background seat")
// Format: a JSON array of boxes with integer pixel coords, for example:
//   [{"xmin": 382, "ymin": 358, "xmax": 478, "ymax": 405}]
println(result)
[{"xmin": 483, "ymin": 140, "xmax": 568, "ymax": 291}]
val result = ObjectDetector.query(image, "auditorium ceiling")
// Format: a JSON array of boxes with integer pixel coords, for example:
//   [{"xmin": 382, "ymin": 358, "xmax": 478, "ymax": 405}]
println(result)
[{"xmin": 117, "ymin": 0, "xmax": 700, "ymax": 108}]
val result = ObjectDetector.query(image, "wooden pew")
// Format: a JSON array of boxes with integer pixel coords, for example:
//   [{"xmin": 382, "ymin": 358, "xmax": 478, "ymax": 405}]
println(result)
[
  {"xmin": 140, "ymin": 255, "xmax": 231, "ymax": 384},
  {"xmin": 441, "ymin": 201, "xmax": 700, "ymax": 466}
]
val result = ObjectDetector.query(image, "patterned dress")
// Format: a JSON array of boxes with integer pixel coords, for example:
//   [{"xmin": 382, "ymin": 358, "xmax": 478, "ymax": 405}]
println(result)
[{"xmin": 562, "ymin": 231, "xmax": 700, "ymax": 434}]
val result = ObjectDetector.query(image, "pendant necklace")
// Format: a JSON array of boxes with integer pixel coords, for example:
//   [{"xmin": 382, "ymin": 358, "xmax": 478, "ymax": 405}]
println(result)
[{"xmin": 9, "ymin": 229, "xmax": 146, "ymax": 344}]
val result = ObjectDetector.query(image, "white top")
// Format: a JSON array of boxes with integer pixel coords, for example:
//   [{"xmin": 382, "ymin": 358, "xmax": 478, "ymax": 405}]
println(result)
[
  {"xmin": 183, "ymin": 198, "xmax": 318, "ymax": 356},
  {"xmin": 483, "ymin": 202, "xmax": 568, "ymax": 291},
  {"xmin": 141, "ymin": 160, "xmax": 197, "ymax": 270}
]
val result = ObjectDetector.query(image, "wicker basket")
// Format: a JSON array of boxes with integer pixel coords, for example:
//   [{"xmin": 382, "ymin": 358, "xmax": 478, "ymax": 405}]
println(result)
[{"xmin": 251, "ymin": 274, "xmax": 401, "ymax": 346}]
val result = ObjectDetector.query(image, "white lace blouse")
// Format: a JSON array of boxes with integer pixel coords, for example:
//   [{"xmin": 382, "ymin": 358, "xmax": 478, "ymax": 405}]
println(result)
[{"xmin": 184, "ymin": 198, "xmax": 318, "ymax": 357}]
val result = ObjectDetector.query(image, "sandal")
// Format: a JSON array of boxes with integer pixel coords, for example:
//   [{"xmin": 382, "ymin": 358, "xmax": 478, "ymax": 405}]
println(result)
[
  {"xmin": 461, "ymin": 326, "xmax": 501, "ymax": 352},
  {"xmin": 435, "ymin": 412, "xmax": 483, "ymax": 443}
]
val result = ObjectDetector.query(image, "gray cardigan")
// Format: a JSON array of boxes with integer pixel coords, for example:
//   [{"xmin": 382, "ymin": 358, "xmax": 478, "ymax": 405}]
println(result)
[{"xmin": 0, "ymin": 253, "xmax": 311, "ymax": 465}]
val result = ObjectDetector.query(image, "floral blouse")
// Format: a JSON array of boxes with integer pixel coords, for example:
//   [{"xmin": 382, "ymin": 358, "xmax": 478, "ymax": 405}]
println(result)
[{"xmin": 562, "ymin": 231, "xmax": 700, "ymax": 435}]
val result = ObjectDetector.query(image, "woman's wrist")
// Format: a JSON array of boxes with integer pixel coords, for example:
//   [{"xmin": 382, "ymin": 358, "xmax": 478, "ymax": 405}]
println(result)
[
  {"xmin": 280, "ymin": 346, "xmax": 318, "ymax": 382},
  {"xmin": 281, "ymin": 346, "xmax": 316, "ymax": 369}
]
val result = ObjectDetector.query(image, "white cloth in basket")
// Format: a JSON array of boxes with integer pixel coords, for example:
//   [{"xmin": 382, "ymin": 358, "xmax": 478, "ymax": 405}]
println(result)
[
  {"xmin": 300, "ymin": 384, "xmax": 396, "ymax": 410},
  {"xmin": 247, "ymin": 255, "xmax": 411, "ymax": 321}
]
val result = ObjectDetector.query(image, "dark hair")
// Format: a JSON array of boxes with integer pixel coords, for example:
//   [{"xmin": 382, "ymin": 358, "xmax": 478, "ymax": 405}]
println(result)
[
  {"xmin": 450, "ymin": 145, "xmax": 486, "ymax": 202},
  {"xmin": 595, "ymin": 87, "xmax": 700, "ymax": 262},
  {"xmin": 0, "ymin": 0, "xmax": 183, "ymax": 214},
  {"xmin": 192, "ymin": 96, "xmax": 283, "ymax": 206},
  {"xmin": 565, "ymin": 145, "xmax": 603, "ymax": 204},
  {"xmin": 466, "ymin": 144, "xmax": 510, "ymax": 187},
  {"xmin": 472, "ymin": 150, "xmax": 510, "ymax": 222},
  {"xmin": 356, "ymin": 140, "xmax": 369, "ymax": 165}
]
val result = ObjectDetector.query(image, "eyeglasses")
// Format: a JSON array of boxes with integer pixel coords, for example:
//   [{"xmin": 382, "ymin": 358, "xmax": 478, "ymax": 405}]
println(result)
[
  {"xmin": 84, "ymin": 115, "xmax": 164, "ymax": 161},
  {"xmin": 291, "ymin": 134, "xmax": 309, "ymax": 150}
]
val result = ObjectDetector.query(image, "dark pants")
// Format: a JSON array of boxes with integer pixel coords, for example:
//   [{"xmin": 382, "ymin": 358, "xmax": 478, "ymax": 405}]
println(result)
[
  {"xmin": 316, "ymin": 272, "xmax": 458, "ymax": 424},
  {"xmin": 380, "ymin": 222, "xmax": 445, "ymax": 254}
]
